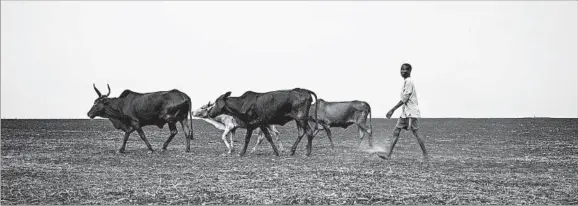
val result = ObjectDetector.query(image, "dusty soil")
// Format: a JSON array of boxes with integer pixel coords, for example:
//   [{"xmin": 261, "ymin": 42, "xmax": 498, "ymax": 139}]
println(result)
[{"xmin": 1, "ymin": 118, "xmax": 577, "ymax": 204}]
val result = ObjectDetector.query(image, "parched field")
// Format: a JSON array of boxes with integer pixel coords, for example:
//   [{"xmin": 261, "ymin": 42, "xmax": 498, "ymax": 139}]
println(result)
[{"xmin": 1, "ymin": 118, "xmax": 577, "ymax": 205}]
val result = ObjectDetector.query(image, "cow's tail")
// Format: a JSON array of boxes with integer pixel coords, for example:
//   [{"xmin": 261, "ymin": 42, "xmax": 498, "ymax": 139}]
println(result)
[
  {"xmin": 305, "ymin": 89, "xmax": 319, "ymax": 134},
  {"xmin": 368, "ymin": 103, "xmax": 373, "ymax": 136},
  {"xmin": 188, "ymin": 98, "xmax": 194, "ymax": 140}
]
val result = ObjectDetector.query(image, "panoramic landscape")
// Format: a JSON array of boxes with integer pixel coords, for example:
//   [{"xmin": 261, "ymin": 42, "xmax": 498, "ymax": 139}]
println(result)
[
  {"xmin": 2, "ymin": 1, "xmax": 576, "ymax": 205},
  {"xmin": 2, "ymin": 118, "xmax": 576, "ymax": 204}
]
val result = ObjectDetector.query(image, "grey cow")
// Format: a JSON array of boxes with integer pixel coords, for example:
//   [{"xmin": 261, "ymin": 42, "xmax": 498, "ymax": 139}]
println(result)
[{"xmin": 299, "ymin": 99, "xmax": 373, "ymax": 149}]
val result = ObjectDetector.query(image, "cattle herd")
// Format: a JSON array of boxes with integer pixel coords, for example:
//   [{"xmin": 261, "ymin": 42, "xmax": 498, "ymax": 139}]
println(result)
[{"xmin": 88, "ymin": 84, "xmax": 374, "ymax": 157}]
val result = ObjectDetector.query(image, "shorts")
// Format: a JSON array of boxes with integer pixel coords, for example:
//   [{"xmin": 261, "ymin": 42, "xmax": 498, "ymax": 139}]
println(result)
[{"xmin": 396, "ymin": 117, "xmax": 419, "ymax": 131}]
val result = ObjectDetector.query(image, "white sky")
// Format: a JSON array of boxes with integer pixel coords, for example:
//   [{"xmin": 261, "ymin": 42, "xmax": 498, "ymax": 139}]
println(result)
[{"xmin": 1, "ymin": 1, "xmax": 577, "ymax": 119}]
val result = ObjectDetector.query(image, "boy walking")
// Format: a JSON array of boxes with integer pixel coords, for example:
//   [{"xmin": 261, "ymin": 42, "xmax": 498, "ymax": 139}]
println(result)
[{"xmin": 378, "ymin": 63, "xmax": 428, "ymax": 160}]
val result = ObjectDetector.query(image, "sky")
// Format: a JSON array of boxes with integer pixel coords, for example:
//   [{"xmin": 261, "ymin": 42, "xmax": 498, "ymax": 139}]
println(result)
[{"xmin": 1, "ymin": 1, "xmax": 577, "ymax": 119}]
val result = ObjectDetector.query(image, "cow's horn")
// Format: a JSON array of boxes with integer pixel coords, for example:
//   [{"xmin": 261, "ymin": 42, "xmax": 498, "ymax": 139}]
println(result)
[
  {"xmin": 105, "ymin": 83, "xmax": 111, "ymax": 97},
  {"xmin": 93, "ymin": 83, "xmax": 102, "ymax": 97}
]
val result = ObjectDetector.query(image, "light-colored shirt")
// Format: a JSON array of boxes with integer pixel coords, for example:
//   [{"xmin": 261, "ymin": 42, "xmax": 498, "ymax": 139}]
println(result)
[{"xmin": 400, "ymin": 77, "xmax": 420, "ymax": 118}]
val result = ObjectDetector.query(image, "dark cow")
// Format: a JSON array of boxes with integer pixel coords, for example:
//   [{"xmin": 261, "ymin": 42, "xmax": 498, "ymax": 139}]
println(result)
[
  {"xmin": 206, "ymin": 88, "xmax": 319, "ymax": 157},
  {"xmin": 87, "ymin": 84, "xmax": 193, "ymax": 153},
  {"xmin": 299, "ymin": 99, "xmax": 373, "ymax": 149}
]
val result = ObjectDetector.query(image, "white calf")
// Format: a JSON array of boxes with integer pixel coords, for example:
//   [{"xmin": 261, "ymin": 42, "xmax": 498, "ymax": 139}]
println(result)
[{"xmin": 192, "ymin": 103, "xmax": 283, "ymax": 155}]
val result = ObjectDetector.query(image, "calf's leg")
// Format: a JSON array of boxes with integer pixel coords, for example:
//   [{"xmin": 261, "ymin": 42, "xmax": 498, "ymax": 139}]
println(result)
[
  {"xmin": 221, "ymin": 128, "xmax": 233, "ymax": 155},
  {"xmin": 251, "ymin": 129, "xmax": 265, "ymax": 154}
]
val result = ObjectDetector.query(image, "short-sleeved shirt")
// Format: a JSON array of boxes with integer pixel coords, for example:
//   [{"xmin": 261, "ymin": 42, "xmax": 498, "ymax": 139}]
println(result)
[{"xmin": 400, "ymin": 77, "xmax": 420, "ymax": 118}]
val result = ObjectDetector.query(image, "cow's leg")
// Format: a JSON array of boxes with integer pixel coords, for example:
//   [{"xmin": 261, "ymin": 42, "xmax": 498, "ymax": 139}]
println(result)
[
  {"xmin": 251, "ymin": 129, "xmax": 265, "ymax": 154},
  {"xmin": 357, "ymin": 123, "xmax": 373, "ymax": 148},
  {"xmin": 304, "ymin": 121, "xmax": 316, "ymax": 157},
  {"xmin": 260, "ymin": 126, "xmax": 280, "ymax": 156},
  {"xmin": 161, "ymin": 123, "xmax": 178, "ymax": 152},
  {"xmin": 296, "ymin": 120, "xmax": 304, "ymax": 137},
  {"xmin": 321, "ymin": 124, "xmax": 335, "ymax": 150},
  {"xmin": 136, "ymin": 128, "xmax": 155, "ymax": 154},
  {"xmin": 357, "ymin": 126, "xmax": 365, "ymax": 146},
  {"xmin": 290, "ymin": 121, "xmax": 308, "ymax": 156},
  {"xmin": 118, "ymin": 130, "xmax": 135, "ymax": 154},
  {"xmin": 312, "ymin": 127, "xmax": 321, "ymax": 137},
  {"xmin": 179, "ymin": 120, "xmax": 192, "ymax": 153},
  {"xmin": 239, "ymin": 128, "xmax": 254, "ymax": 157}
]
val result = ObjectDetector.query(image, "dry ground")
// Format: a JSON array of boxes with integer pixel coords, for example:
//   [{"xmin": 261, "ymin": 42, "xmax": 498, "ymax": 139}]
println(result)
[{"xmin": 1, "ymin": 118, "xmax": 577, "ymax": 204}]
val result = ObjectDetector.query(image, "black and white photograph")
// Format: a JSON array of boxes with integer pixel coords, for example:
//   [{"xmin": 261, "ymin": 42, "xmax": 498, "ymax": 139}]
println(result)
[{"xmin": 1, "ymin": 1, "xmax": 577, "ymax": 205}]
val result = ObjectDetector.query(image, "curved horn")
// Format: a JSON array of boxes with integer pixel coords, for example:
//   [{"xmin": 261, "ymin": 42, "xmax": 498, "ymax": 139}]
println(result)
[
  {"xmin": 105, "ymin": 84, "xmax": 111, "ymax": 97},
  {"xmin": 93, "ymin": 83, "xmax": 102, "ymax": 97}
]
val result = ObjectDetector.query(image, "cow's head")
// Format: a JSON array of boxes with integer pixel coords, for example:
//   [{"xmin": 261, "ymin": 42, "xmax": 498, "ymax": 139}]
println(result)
[
  {"xmin": 207, "ymin": 91, "xmax": 231, "ymax": 118},
  {"xmin": 192, "ymin": 101, "xmax": 214, "ymax": 118},
  {"xmin": 87, "ymin": 83, "xmax": 111, "ymax": 119}
]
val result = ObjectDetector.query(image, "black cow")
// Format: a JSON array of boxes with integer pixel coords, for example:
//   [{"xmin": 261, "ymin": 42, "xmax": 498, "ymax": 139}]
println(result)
[
  {"xmin": 87, "ymin": 84, "xmax": 193, "ymax": 153},
  {"xmin": 300, "ymin": 99, "xmax": 373, "ymax": 149},
  {"xmin": 206, "ymin": 88, "xmax": 320, "ymax": 157}
]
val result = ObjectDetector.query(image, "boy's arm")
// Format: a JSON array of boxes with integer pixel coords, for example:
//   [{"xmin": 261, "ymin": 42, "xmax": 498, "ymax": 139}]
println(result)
[
  {"xmin": 386, "ymin": 101, "xmax": 404, "ymax": 119},
  {"xmin": 387, "ymin": 80, "xmax": 414, "ymax": 119}
]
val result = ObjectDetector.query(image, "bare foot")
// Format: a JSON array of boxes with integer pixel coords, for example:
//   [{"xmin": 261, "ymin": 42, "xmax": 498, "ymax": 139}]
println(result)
[{"xmin": 377, "ymin": 154, "xmax": 389, "ymax": 160}]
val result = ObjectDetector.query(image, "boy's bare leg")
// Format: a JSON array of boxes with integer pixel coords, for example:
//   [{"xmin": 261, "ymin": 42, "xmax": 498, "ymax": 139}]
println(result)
[
  {"xmin": 377, "ymin": 128, "xmax": 402, "ymax": 160},
  {"xmin": 412, "ymin": 129, "xmax": 428, "ymax": 159}
]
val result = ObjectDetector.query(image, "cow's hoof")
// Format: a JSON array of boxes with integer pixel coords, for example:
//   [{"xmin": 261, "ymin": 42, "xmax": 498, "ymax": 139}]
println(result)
[
  {"xmin": 117, "ymin": 150, "xmax": 125, "ymax": 154},
  {"xmin": 147, "ymin": 150, "xmax": 154, "ymax": 154},
  {"xmin": 161, "ymin": 148, "xmax": 168, "ymax": 153}
]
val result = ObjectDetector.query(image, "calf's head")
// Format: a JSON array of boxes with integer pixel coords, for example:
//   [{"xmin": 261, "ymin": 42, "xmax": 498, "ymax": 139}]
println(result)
[
  {"xmin": 192, "ymin": 101, "xmax": 213, "ymax": 118},
  {"xmin": 207, "ymin": 91, "xmax": 231, "ymax": 118},
  {"xmin": 87, "ymin": 83, "xmax": 111, "ymax": 119}
]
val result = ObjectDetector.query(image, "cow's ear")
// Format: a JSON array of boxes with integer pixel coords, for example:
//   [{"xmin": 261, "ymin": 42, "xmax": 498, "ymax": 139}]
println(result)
[{"xmin": 223, "ymin": 91, "xmax": 232, "ymax": 99}]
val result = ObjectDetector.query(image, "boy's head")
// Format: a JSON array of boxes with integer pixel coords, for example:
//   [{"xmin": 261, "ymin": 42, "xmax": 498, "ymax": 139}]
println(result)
[{"xmin": 400, "ymin": 63, "xmax": 412, "ymax": 78}]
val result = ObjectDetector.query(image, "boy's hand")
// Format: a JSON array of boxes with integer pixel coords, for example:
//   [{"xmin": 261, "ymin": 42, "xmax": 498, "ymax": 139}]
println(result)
[{"xmin": 386, "ymin": 110, "xmax": 394, "ymax": 119}]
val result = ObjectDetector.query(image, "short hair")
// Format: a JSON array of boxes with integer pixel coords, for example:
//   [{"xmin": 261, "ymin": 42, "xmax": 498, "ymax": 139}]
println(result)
[{"xmin": 402, "ymin": 63, "xmax": 412, "ymax": 71}]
